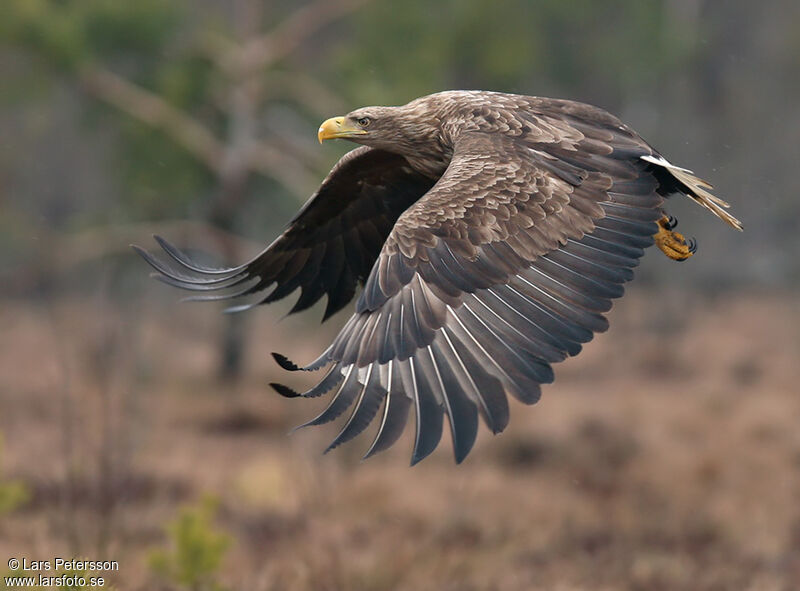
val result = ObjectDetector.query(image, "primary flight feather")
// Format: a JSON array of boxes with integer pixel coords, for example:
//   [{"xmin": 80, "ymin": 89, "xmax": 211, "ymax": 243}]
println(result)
[{"xmin": 135, "ymin": 90, "xmax": 742, "ymax": 464}]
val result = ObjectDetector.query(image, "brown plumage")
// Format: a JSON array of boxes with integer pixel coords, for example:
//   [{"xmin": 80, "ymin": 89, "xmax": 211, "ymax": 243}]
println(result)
[{"xmin": 135, "ymin": 91, "xmax": 742, "ymax": 464}]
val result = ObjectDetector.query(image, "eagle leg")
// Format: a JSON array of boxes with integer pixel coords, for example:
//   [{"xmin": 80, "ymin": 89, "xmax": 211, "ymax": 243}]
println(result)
[{"xmin": 654, "ymin": 215, "xmax": 696, "ymax": 261}]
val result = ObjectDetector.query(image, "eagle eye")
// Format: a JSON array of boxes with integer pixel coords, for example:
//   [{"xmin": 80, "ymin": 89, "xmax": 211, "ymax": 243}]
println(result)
[{"xmin": 356, "ymin": 116, "xmax": 371, "ymax": 127}]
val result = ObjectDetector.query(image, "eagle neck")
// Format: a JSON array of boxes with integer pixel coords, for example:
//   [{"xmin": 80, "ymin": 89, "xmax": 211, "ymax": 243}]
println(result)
[
  {"xmin": 397, "ymin": 115, "xmax": 453, "ymax": 179},
  {"xmin": 403, "ymin": 151, "xmax": 451, "ymax": 179}
]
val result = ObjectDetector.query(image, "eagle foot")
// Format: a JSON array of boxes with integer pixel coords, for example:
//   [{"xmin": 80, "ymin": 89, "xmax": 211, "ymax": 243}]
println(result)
[{"xmin": 654, "ymin": 216, "xmax": 696, "ymax": 261}]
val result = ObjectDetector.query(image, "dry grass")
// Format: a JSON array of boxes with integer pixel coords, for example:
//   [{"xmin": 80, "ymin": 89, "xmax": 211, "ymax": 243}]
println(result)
[{"xmin": 1, "ymin": 289, "xmax": 799, "ymax": 590}]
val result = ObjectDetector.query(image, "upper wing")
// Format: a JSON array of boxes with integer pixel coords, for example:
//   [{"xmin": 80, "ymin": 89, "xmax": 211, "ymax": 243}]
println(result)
[
  {"xmin": 135, "ymin": 147, "xmax": 436, "ymax": 320},
  {"xmin": 280, "ymin": 129, "xmax": 664, "ymax": 464},
  {"xmin": 522, "ymin": 96, "xmax": 742, "ymax": 229}
]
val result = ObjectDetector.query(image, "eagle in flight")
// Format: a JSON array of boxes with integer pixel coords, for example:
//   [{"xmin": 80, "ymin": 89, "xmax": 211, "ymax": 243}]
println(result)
[{"xmin": 136, "ymin": 91, "xmax": 742, "ymax": 465}]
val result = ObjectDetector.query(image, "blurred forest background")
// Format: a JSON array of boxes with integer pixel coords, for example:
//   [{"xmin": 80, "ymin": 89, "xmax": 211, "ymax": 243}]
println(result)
[{"xmin": 1, "ymin": 1, "xmax": 799, "ymax": 590}]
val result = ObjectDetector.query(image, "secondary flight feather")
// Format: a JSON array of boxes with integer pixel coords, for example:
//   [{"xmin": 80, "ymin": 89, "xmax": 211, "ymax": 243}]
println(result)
[{"xmin": 135, "ymin": 90, "xmax": 742, "ymax": 464}]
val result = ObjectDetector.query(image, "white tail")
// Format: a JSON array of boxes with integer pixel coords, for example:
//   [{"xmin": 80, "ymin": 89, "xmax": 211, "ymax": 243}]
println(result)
[{"xmin": 641, "ymin": 154, "xmax": 743, "ymax": 231}]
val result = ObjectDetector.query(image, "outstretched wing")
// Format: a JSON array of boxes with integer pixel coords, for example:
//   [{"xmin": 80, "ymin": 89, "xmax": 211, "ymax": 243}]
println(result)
[
  {"xmin": 135, "ymin": 147, "xmax": 436, "ymax": 320},
  {"xmin": 280, "ymin": 127, "xmax": 664, "ymax": 464}
]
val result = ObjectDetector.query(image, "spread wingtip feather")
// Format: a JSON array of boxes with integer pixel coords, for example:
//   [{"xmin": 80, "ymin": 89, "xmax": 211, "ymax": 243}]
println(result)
[
  {"xmin": 272, "ymin": 352, "xmax": 301, "ymax": 371},
  {"xmin": 270, "ymin": 382, "xmax": 301, "ymax": 398}
]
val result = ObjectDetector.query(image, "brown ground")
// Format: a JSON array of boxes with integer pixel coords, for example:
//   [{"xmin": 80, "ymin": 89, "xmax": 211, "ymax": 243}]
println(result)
[{"xmin": 1, "ymin": 289, "xmax": 799, "ymax": 591}]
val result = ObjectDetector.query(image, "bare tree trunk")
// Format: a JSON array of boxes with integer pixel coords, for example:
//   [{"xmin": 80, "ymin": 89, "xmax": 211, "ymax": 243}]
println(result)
[
  {"xmin": 213, "ymin": 0, "xmax": 263, "ymax": 381},
  {"xmin": 210, "ymin": 176, "xmax": 249, "ymax": 381}
]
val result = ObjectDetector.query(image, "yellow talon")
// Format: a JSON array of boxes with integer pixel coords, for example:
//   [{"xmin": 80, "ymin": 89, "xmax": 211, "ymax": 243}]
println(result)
[{"xmin": 654, "ymin": 216, "xmax": 696, "ymax": 261}]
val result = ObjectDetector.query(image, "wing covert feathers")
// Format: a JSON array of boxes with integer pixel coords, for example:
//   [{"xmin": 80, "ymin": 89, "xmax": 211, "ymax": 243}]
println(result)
[{"xmin": 284, "ymin": 129, "xmax": 664, "ymax": 464}]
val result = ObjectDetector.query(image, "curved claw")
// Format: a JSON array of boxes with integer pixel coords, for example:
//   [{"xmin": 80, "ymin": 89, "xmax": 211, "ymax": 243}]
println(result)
[
  {"xmin": 654, "ymin": 220, "xmax": 696, "ymax": 261},
  {"xmin": 666, "ymin": 215, "xmax": 678, "ymax": 230}
]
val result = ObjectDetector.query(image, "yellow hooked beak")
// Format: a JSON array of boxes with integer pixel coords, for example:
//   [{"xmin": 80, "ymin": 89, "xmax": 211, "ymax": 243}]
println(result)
[{"xmin": 317, "ymin": 116, "xmax": 368, "ymax": 143}]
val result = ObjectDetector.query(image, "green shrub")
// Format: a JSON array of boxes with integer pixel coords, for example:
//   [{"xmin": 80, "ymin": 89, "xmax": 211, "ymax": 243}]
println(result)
[
  {"xmin": 148, "ymin": 495, "xmax": 231, "ymax": 591},
  {"xmin": 0, "ymin": 434, "xmax": 29, "ymax": 515}
]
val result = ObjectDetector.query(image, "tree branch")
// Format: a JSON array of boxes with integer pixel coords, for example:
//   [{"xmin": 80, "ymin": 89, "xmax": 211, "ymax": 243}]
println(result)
[
  {"xmin": 79, "ymin": 65, "xmax": 225, "ymax": 174},
  {"xmin": 78, "ymin": 64, "xmax": 319, "ymax": 199},
  {"xmin": 233, "ymin": 0, "xmax": 372, "ymax": 74},
  {"xmin": 247, "ymin": 140, "xmax": 321, "ymax": 200},
  {"xmin": 263, "ymin": 70, "xmax": 351, "ymax": 116}
]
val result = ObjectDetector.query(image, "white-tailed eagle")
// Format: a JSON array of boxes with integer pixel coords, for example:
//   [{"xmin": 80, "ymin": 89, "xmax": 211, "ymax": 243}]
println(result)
[{"xmin": 135, "ymin": 91, "xmax": 742, "ymax": 464}]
